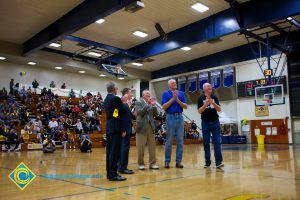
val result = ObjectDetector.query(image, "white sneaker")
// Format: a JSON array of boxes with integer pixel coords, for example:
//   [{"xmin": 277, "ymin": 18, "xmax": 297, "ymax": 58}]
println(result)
[
  {"xmin": 149, "ymin": 164, "xmax": 160, "ymax": 169},
  {"xmin": 139, "ymin": 165, "xmax": 145, "ymax": 170}
]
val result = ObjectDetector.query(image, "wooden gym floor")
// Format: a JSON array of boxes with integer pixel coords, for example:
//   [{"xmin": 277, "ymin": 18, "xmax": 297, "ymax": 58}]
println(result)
[{"xmin": 1, "ymin": 144, "xmax": 300, "ymax": 200}]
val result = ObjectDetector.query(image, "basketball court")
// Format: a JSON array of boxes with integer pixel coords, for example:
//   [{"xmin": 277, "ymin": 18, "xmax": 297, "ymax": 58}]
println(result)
[
  {"xmin": 1, "ymin": 145, "xmax": 300, "ymax": 200},
  {"xmin": 1, "ymin": 1, "xmax": 300, "ymax": 200}
]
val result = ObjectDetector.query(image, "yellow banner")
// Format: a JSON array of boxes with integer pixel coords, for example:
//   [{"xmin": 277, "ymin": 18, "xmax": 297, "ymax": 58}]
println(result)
[{"xmin": 255, "ymin": 106, "xmax": 269, "ymax": 117}]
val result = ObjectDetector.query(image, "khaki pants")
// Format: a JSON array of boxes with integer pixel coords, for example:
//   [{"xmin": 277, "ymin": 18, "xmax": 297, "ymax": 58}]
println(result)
[{"xmin": 136, "ymin": 123, "xmax": 156, "ymax": 166}]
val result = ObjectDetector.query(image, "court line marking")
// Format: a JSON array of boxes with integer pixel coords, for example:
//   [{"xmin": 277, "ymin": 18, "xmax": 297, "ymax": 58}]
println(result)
[
  {"xmin": 40, "ymin": 190, "xmax": 105, "ymax": 200},
  {"xmin": 1, "ymin": 146, "xmax": 298, "ymax": 200},
  {"xmin": 37, "ymin": 157, "xmax": 299, "ymax": 199},
  {"xmin": 0, "ymin": 166, "xmax": 115, "ymax": 192}
]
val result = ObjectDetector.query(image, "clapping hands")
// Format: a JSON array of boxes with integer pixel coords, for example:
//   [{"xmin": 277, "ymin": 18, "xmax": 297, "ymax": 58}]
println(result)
[{"xmin": 172, "ymin": 90, "xmax": 178, "ymax": 100}]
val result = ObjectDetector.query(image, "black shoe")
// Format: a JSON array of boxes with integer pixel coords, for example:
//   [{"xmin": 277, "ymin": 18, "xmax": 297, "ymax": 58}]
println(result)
[
  {"xmin": 176, "ymin": 163, "xmax": 184, "ymax": 168},
  {"xmin": 119, "ymin": 169, "xmax": 134, "ymax": 174},
  {"xmin": 216, "ymin": 163, "xmax": 224, "ymax": 168},
  {"xmin": 165, "ymin": 162, "xmax": 170, "ymax": 169},
  {"xmin": 204, "ymin": 164, "xmax": 211, "ymax": 168},
  {"xmin": 109, "ymin": 175, "xmax": 126, "ymax": 181}
]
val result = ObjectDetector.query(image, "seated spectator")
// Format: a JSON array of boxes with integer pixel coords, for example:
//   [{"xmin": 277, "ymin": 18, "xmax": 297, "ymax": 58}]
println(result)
[
  {"xmin": 190, "ymin": 120, "xmax": 197, "ymax": 132},
  {"xmin": 86, "ymin": 91, "xmax": 92, "ymax": 97},
  {"xmin": 0, "ymin": 88, "xmax": 8, "ymax": 100},
  {"xmin": 27, "ymin": 86, "xmax": 32, "ymax": 93},
  {"xmin": 72, "ymin": 105, "xmax": 81, "ymax": 119},
  {"xmin": 41, "ymin": 129, "xmax": 48, "ymax": 143},
  {"xmin": 86, "ymin": 108, "xmax": 94, "ymax": 120},
  {"xmin": 13, "ymin": 83, "xmax": 19, "ymax": 95},
  {"xmin": 23, "ymin": 122, "xmax": 33, "ymax": 134},
  {"xmin": 80, "ymin": 134, "xmax": 92, "ymax": 153},
  {"xmin": 75, "ymin": 119, "xmax": 83, "ymax": 134},
  {"xmin": 32, "ymin": 79, "xmax": 39, "ymax": 93},
  {"xmin": 4, "ymin": 128, "xmax": 20, "ymax": 152},
  {"xmin": 43, "ymin": 134, "xmax": 56, "ymax": 153},
  {"xmin": 49, "ymin": 81, "xmax": 56, "ymax": 88},
  {"xmin": 56, "ymin": 121, "xmax": 65, "ymax": 140},
  {"xmin": 48, "ymin": 118, "xmax": 58, "ymax": 139},
  {"xmin": 25, "ymin": 88, "xmax": 32, "ymax": 104},
  {"xmin": 61, "ymin": 83, "xmax": 66, "ymax": 89},
  {"xmin": 19, "ymin": 86, "xmax": 27, "ymax": 99},
  {"xmin": 36, "ymin": 98, "xmax": 43, "ymax": 113},
  {"xmin": 41, "ymin": 87, "xmax": 47, "ymax": 96},
  {"xmin": 69, "ymin": 89, "xmax": 76, "ymax": 99}
]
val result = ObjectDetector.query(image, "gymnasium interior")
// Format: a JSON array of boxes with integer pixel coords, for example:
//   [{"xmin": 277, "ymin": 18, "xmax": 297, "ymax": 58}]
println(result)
[{"xmin": 1, "ymin": 0, "xmax": 300, "ymax": 199}]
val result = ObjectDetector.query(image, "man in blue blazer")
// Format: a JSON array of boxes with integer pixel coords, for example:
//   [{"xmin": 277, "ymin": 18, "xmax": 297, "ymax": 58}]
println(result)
[{"xmin": 103, "ymin": 82, "xmax": 126, "ymax": 181}]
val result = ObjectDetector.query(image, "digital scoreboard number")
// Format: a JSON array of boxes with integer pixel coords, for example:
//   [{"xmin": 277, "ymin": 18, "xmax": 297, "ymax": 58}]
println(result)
[
  {"xmin": 237, "ymin": 76, "xmax": 286, "ymax": 97},
  {"xmin": 264, "ymin": 69, "xmax": 273, "ymax": 76}
]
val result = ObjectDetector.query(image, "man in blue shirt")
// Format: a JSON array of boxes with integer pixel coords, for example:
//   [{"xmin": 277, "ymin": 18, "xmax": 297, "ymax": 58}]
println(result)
[{"xmin": 162, "ymin": 79, "xmax": 187, "ymax": 168}]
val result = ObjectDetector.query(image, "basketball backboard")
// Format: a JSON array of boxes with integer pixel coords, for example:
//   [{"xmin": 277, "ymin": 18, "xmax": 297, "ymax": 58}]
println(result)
[
  {"xmin": 255, "ymin": 84, "xmax": 285, "ymax": 106},
  {"xmin": 102, "ymin": 64, "xmax": 128, "ymax": 76}
]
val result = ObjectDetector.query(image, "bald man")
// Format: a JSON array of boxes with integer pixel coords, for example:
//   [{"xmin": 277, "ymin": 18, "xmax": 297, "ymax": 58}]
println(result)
[
  {"xmin": 162, "ymin": 79, "xmax": 187, "ymax": 168},
  {"xmin": 197, "ymin": 83, "xmax": 224, "ymax": 169}
]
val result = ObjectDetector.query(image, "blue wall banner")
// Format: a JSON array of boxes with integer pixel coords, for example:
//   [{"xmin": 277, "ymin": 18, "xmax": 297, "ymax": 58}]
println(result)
[
  {"xmin": 188, "ymin": 74, "xmax": 197, "ymax": 93},
  {"xmin": 177, "ymin": 76, "xmax": 186, "ymax": 92},
  {"xmin": 223, "ymin": 67, "xmax": 234, "ymax": 88},
  {"xmin": 211, "ymin": 70, "xmax": 221, "ymax": 89},
  {"xmin": 199, "ymin": 72, "xmax": 209, "ymax": 90}
]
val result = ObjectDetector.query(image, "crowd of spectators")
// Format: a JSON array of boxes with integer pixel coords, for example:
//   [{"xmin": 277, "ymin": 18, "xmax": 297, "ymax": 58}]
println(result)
[
  {"xmin": 1, "ymin": 78, "xmax": 105, "ymax": 152},
  {"xmin": 1, "ymin": 78, "xmax": 201, "ymax": 152}
]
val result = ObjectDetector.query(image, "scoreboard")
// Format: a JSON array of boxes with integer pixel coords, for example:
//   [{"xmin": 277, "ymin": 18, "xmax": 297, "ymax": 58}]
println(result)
[{"xmin": 237, "ymin": 76, "xmax": 287, "ymax": 97}]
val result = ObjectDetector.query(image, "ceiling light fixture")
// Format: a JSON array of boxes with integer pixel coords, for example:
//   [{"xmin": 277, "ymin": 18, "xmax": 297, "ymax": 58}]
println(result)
[
  {"xmin": 118, "ymin": 77, "xmax": 125, "ymax": 80},
  {"xmin": 96, "ymin": 18, "xmax": 105, "ymax": 24},
  {"xmin": 78, "ymin": 71, "xmax": 86, "ymax": 74},
  {"xmin": 55, "ymin": 66, "xmax": 63, "ymax": 70},
  {"xmin": 49, "ymin": 42, "xmax": 61, "ymax": 48},
  {"xmin": 287, "ymin": 17, "xmax": 293, "ymax": 21},
  {"xmin": 0, "ymin": 56, "xmax": 6, "ymax": 60},
  {"xmin": 191, "ymin": 3, "xmax": 209, "ymax": 13},
  {"xmin": 99, "ymin": 74, "xmax": 106, "ymax": 77},
  {"xmin": 180, "ymin": 46, "xmax": 191, "ymax": 51},
  {"xmin": 133, "ymin": 31, "xmax": 148, "ymax": 38},
  {"xmin": 28, "ymin": 62, "xmax": 36, "ymax": 65},
  {"xmin": 132, "ymin": 62, "xmax": 143, "ymax": 66},
  {"xmin": 88, "ymin": 52, "xmax": 102, "ymax": 57}
]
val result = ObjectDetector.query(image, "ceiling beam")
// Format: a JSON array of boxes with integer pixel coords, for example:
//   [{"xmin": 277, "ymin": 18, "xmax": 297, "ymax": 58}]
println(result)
[
  {"xmin": 23, "ymin": 0, "xmax": 137, "ymax": 56},
  {"xmin": 269, "ymin": 24, "xmax": 287, "ymax": 35},
  {"xmin": 43, "ymin": 47, "xmax": 98, "ymax": 64},
  {"xmin": 111, "ymin": 0, "xmax": 300, "ymax": 64},
  {"xmin": 288, "ymin": 18, "xmax": 300, "ymax": 29},
  {"xmin": 152, "ymin": 29, "xmax": 300, "ymax": 79},
  {"xmin": 243, "ymin": 30, "xmax": 288, "ymax": 53},
  {"xmin": 65, "ymin": 35, "xmax": 140, "ymax": 59}
]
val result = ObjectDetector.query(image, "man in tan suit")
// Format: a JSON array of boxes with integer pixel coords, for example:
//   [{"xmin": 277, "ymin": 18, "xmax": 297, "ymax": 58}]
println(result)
[{"xmin": 135, "ymin": 90, "xmax": 159, "ymax": 170}]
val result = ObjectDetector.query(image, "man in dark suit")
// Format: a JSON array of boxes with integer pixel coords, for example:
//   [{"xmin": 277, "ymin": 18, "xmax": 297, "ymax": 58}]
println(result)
[
  {"xmin": 118, "ymin": 88, "xmax": 135, "ymax": 174},
  {"xmin": 103, "ymin": 82, "xmax": 126, "ymax": 181}
]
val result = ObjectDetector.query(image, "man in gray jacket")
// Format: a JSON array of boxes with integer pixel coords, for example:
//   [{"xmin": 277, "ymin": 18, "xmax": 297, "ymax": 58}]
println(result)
[{"xmin": 135, "ymin": 90, "xmax": 159, "ymax": 170}]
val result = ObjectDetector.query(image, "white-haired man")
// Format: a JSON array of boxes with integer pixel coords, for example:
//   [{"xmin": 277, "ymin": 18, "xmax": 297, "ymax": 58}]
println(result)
[
  {"xmin": 135, "ymin": 90, "xmax": 160, "ymax": 170},
  {"xmin": 162, "ymin": 79, "xmax": 187, "ymax": 168},
  {"xmin": 197, "ymin": 83, "xmax": 224, "ymax": 169}
]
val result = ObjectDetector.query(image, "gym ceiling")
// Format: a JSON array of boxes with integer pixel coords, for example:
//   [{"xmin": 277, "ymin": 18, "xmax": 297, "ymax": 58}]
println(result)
[{"xmin": 0, "ymin": 0, "xmax": 299, "ymax": 80}]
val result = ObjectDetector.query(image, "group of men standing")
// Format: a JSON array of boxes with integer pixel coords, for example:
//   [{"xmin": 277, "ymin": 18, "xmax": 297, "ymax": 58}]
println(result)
[{"xmin": 103, "ymin": 79, "xmax": 223, "ymax": 181}]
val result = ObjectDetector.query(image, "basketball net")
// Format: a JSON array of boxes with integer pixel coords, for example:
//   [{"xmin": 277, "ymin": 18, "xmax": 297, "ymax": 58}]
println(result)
[{"xmin": 263, "ymin": 99, "xmax": 272, "ymax": 107}]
